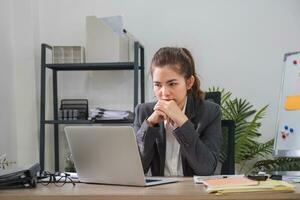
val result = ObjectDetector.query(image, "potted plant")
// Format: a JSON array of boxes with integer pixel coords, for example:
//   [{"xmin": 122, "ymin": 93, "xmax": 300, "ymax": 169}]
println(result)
[
  {"xmin": 0, "ymin": 154, "xmax": 16, "ymax": 170},
  {"xmin": 208, "ymin": 87, "xmax": 300, "ymax": 174}
]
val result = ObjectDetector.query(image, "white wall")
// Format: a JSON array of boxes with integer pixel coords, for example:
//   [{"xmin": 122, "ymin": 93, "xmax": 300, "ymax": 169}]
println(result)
[
  {"xmin": 38, "ymin": 0, "xmax": 300, "ymax": 136},
  {"xmin": 2, "ymin": 0, "xmax": 300, "ymax": 171},
  {"xmin": 0, "ymin": 0, "xmax": 17, "ymax": 161},
  {"xmin": 12, "ymin": 0, "xmax": 40, "ymax": 166},
  {"xmin": 0, "ymin": 0, "xmax": 39, "ymax": 166},
  {"xmin": 36, "ymin": 0, "xmax": 300, "ymax": 171}
]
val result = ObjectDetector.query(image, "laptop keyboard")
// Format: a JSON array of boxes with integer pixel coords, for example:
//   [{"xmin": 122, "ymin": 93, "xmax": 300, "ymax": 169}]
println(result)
[{"xmin": 145, "ymin": 179, "xmax": 160, "ymax": 183}]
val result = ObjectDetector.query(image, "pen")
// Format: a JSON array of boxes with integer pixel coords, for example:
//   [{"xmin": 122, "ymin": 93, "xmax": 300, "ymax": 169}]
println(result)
[{"xmin": 247, "ymin": 175, "xmax": 268, "ymax": 181}]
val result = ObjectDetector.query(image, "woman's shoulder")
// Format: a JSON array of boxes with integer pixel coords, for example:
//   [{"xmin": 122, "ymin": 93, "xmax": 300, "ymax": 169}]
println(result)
[
  {"xmin": 191, "ymin": 99, "xmax": 222, "ymax": 124},
  {"xmin": 202, "ymin": 99, "xmax": 221, "ymax": 110},
  {"xmin": 192, "ymin": 97, "xmax": 221, "ymax": 115}
]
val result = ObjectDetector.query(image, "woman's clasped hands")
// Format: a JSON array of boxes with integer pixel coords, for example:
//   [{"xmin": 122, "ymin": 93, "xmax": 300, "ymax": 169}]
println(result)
[{"xmin": 147, "ymin": 100, "xmax": 188, "ymax": 128}]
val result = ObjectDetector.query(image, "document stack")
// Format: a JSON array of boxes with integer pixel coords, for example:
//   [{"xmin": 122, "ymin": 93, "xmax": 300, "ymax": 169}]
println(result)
[
  {"xmin": 194, "ymin": 175, "xmax": 295, "ymax": 195},
  {"xmin": 0, "ymin": 163, "xmax": 40, "ymax": 189},
  {"xmin": 90, "ymin": 107, "xmax": 133, "ymax": 121}
]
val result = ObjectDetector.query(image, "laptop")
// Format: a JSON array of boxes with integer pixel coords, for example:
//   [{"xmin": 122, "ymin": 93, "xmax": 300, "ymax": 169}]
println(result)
[{"xmin": 64, "ymin": 125, "xmax": 178, "ymax": 186}]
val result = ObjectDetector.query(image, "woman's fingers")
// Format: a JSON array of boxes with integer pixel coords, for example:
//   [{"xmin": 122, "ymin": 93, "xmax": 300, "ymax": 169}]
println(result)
[
  {"xmin": 154, "ymin": 100, "xmax": 187, "ymax": 127},
  {"xmin": 155, "ymin": 110, "xmax": 167, "ymax": 120},
  {"xmin": 154, "ymin": 100, "xmax": 178, "ymax": 119},
  {"xmin": 155, "ymin": 110, "xmax": 174, "ymax": 124},
  {"xmin": 154, "ymin": 101, "xmax": 168, "ymax": 113},
  {"xmin": 148, "ymin": 109, "xmax": 167, "ymax": 125}
]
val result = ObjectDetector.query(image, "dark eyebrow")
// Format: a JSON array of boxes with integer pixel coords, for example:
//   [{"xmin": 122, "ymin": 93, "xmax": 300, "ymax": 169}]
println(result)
[
  {"xmin": 153, "ymin": 79, "xmax": 178, "ymax": 84},
  {"xmin": 167, "ymin": 79, "xmax": 178, "ymax": 83}
]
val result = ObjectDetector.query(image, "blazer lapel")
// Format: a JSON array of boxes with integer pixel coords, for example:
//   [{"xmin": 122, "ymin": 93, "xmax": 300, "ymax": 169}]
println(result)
[
  {"xmin": 181, "ymin": 93, "xmax": 199, "ymax": 175},
  {"xmin": 185, "ymin": 93, "xmax": 197, "ymax": 122},
  {"xmin": 156, "ymin": 121, "xmax": 166, "ymax": 175},
  {"xmin": 155, "ymin": 93, "xmax": 200, "ymax": 176}
]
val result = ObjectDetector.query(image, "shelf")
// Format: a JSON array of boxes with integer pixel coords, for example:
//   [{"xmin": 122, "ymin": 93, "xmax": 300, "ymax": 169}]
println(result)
[
  {"xmin": 45, "ymin": 119, "xmax": 133, "ymax": 124},
  {"xmin": 40, "ymin": 41, "xmax": 144, "ymax": 172},
  {"xmin": 45, "ymin": 62, "xmax": 143, "ymax": 71}
]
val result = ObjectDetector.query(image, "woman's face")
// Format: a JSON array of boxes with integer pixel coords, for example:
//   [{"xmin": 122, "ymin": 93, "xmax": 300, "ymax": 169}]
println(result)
[{"xmin": 152, "ymin": 65, "xmax": 194, "ymax": 109}]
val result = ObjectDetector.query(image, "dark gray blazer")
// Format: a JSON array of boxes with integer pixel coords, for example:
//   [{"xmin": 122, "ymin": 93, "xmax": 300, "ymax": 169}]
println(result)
[{"xmin": 133, "ymin": 93, "xmax": 222, "ymax": 176}]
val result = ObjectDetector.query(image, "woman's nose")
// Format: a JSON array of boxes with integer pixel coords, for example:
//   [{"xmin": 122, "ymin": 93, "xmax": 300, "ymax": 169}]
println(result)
[{"xmin": 161, "ymin": 86, "xmax": 170, "ymax": 97}]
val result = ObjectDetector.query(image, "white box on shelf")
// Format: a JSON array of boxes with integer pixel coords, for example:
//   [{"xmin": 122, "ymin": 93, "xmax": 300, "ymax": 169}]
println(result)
[
  {"xmin": 53, "ymin": 46, "xmax": 85, "ymax": 63},
  {"xmin": 85, "ymin": 16, "xmax": 135, "ymax": 62}
]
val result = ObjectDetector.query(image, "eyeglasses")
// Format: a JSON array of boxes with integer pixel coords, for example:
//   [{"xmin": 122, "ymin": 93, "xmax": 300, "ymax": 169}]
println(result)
[{"xmin": 38, "ymin": 171, "xmax": 76, "ymax": 187}]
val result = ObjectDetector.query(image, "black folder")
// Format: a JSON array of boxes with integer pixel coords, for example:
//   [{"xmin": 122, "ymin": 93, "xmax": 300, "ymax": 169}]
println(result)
[{"xmin": 0, "ymin": 163, "xmax": 40, "ymax": 189}]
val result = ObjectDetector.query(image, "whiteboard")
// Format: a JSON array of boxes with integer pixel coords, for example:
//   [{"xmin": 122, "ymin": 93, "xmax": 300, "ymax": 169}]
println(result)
[{"xmin": 274, "ymin": 52, "xmax": 300, "ymax": 157}]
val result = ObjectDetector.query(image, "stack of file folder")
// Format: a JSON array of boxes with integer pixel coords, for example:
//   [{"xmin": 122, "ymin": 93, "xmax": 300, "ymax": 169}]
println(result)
[
  {"xmin": 90, "ymin": 108, "xmax": 133, "ymax": 121},
  {"xmin": 195, "ymin": 175, "xmax": 295, "ymax": 195},
  {"xmin": 0, "ymin": 163, "xmax": 40, "ymax": 189}
]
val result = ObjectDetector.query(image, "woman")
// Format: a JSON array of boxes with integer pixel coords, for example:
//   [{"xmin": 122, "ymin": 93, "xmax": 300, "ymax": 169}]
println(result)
[{"xmin": 134, "ymin": 47, "xmax": 222, "ymax": 176}]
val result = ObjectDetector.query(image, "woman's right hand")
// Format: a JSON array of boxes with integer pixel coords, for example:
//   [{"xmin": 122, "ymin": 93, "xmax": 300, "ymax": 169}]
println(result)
[{"xmin": 146, "ymin": 110, "xmax": 167, "ymax": 127}]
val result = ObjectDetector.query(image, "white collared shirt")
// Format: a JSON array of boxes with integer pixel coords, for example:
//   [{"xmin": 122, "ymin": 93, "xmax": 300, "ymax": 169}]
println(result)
[{"xmin": 164, "ymin": 98, "xmax": 187, "ymax": 176}]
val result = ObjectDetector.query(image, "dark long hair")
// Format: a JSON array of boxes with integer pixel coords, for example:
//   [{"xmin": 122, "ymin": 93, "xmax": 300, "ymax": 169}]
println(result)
[{"xmin": 150, "ymin": 47, "xmax": 204, "ymax": 100}]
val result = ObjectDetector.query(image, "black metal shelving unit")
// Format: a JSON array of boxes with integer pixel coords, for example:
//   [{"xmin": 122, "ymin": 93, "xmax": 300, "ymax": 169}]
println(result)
[{"xmin": 40, "ymin": 42, "xmax": 145, "ymax": 172}]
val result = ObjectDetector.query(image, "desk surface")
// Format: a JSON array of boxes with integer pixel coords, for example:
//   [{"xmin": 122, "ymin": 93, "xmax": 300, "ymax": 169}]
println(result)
[{"xmin": 0, "ymin": 178, "xmax": 300, "ymax": 200}]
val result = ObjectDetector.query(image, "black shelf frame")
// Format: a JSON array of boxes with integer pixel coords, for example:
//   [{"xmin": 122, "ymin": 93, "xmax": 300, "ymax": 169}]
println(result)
[{"xmin": 40, "ymin": 42, "xmax": 145, "ymax": 172}]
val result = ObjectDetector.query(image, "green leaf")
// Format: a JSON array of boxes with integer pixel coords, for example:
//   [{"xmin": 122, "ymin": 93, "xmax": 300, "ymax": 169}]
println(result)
[
  {"xmin": 250, "ymin": 157, "xmax": 300, "ymax": 174},
  {"xmin": 208, "ymin": 87, "xmax": 277, "ymax": 173}
]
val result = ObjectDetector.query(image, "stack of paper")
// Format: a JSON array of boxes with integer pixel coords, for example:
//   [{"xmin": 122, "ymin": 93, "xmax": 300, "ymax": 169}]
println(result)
[
  {"xmin": 201, "ymin": 176, "xmax": 295, "ymax": 195},
  {"xmin": 90, "ymin": 108, "xmax": 133, "ymax": 120},
  {"xmin": 194, "ymin": 175, "xmax": 244, "ymax": 183},
  {"xmin": 282, "ymin": 175, "xmax": 300, "ymax": 183}
]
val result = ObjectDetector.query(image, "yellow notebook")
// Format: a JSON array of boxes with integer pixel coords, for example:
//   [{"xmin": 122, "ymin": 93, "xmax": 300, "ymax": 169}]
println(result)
[{"xmin": 202, "ymin": 177, "xmax": 295, "ymax": 195}]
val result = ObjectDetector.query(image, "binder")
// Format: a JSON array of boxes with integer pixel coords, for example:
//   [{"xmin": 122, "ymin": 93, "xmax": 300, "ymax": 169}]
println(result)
[{"xmin": 0, "ymin": 163, "xmax": 40, "ymax": 189}]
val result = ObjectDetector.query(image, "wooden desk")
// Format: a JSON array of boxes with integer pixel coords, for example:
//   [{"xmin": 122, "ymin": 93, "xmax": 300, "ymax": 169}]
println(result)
[{"xmin": 0, "ymin": 178, "xmax": 300, "ymax": 200}]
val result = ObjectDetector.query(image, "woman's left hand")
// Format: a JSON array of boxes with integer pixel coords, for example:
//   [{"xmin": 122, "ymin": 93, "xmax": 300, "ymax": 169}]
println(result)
[{"xmin": 154, "ymin": 100, "xmax": 188, "ymax": 127}]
